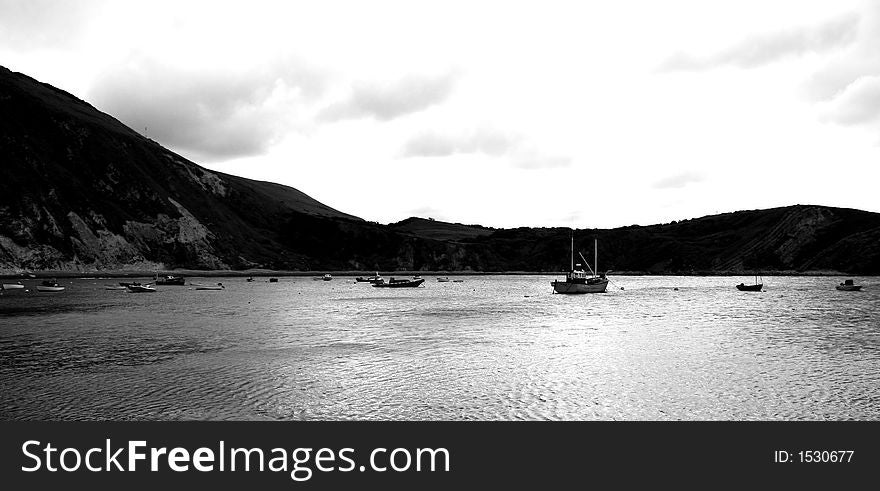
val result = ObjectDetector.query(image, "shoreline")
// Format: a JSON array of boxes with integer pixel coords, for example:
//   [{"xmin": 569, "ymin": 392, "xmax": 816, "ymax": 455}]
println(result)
[{"xmin": 1, "ymin": 269, "xmax": 871, "ymax": 279}]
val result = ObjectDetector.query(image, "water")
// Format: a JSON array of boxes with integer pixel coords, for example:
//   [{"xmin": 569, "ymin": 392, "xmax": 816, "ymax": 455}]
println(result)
[{"xmin": 1, "ymin": 275, "xmax": 878, "ymax": 420}]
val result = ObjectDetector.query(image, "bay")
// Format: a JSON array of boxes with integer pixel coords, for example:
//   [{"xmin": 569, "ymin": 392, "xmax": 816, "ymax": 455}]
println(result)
[{"xmin": 1, "ymin": 275, "xmax": 877, "ymax": 420}]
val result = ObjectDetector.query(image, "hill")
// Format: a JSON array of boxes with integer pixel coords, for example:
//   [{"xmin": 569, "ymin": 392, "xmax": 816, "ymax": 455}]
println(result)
[{"xmin": 2, "ymin": 66, "xmax": 879, "ymax": 274}]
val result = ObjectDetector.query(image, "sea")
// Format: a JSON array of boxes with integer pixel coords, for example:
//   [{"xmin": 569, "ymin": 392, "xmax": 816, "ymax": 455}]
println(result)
[{"xmin": 1, "ymin": 275, "xmax": 878, "ymax": 421}]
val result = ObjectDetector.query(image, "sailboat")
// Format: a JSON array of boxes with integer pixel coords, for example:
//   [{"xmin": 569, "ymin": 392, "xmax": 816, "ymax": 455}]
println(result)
[
  {"xmin": 736, "ymin": 275, "xmax": 763, "ymax": 292},
  {"xmin": 551, "ymin": 236, "xmax": 609, "ymax": 294}
]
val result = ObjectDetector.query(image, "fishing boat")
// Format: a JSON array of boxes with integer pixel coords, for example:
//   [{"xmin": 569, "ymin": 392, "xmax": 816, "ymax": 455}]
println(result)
[
  {"xmin": 155, "ymin": 273, "xmax": 185, "ymax": 286},
  {"xmin": 126, "ymin": 283, "xmax": 156, "ymax": 293},
  {"xmin": 372, "ymin": 277, "xmax": 425, "ymax": 288},
  {"xmin": 36, "ymin": 279, "xmax": 65, "ymax": 292},
  {"xmin": 836, "ymin": 279, "xmax": 862, "ymax": 291},
  {"xmin": 551, "ymin": 236, "xmax": 609, "ymax": 294},
  {"xmin": 195, "ymin": 282, "xmax": 225, "ymax": 291},
  {"xmin": 736, "ymin": 275, "xmax": 763, "ymax": 292}
]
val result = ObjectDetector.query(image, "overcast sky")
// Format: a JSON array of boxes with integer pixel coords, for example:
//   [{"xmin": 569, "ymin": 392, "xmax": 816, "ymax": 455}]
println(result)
[{"xmin": 2, "ymin": 0, "xmax": 879, "ymax": 228}]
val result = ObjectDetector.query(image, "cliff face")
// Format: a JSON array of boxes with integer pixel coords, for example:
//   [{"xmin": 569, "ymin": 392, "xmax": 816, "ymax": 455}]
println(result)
[
  {"xmin": 2, "ymin": 66, "xmax": 879, "ymax": 274},
  {"xmin": 0, "ymin": 66, "xmax": 358, "ymax": 272}
]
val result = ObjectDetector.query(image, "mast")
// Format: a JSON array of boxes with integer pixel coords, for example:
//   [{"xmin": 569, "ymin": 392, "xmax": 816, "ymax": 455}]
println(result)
[
  {"xmin": 570, "ymin": 233, "xmax": 574, "ymax": 271},
  {"xmin": 594, "ymin": 238, "xmax": 598, "ymax": 278}
]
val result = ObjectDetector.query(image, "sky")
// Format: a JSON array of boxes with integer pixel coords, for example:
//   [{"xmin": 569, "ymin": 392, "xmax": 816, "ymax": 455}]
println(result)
[{"xmin": 2, "ymin": 0, "xmax": 879, "ymax": 229}]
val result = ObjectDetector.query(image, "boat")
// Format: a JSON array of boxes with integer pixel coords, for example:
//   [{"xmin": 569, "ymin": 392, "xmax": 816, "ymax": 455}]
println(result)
[
  {"xmin": 322, "ymin": 274, "xmax": 332, "ymax": 281},
  {"xmin": 736, "ymin": 275, "xmax": 763, "ymax": 292},
  {"xmin": 356, "ymin": 272, "xmax": 384, "ymax": 283},
  {"xmin": 104, "ymin": 284, "xmax": 127, "ymax": 290},
  {"xmin": 246, "ymin": 277, "xmax": 254, "ymax": 282},
  {"xmin": 195, "ymin": 282, "xmax": 225, "ymax": 291},
  {"xmin": 836, "ymin": 279, "xmax": 863, "ymax": 291},
  {"xmin": 36, "ymin": 279, "xmax": 66, "ymax": 292},
  {"xmin": 1, "ymin": 281, "xmax": 25, "ymax": 290},
  {"xmin": 372, "ymin": 277, "xmax": 425, "ymax": 288},
  {"xmin": 551, "ymin": 236, "xmax": 609, "ymax": 294},
  {"xmin": 155, "ymin": 273, "xmax": 185, "ymax": 286},
  {"xmin": 269, "ymin": 278, "xmax": 278, "ymax": 283},
  {"xmin": 437, "ymin": 277, "xmax": 450, "ymax": 282},
  {"xmin": 452, "ymin": 279, "xmax": 463, "ymax": 283},
  {"xmin": 126, "ymin": 283, "xmax": 156, "ymax": 293}
]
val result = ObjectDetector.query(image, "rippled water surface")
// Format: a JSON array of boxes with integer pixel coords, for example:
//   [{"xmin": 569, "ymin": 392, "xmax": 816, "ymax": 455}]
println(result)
[{"xmin": 2, "ymin": 275, "xmax": 878, "ymax": 420}]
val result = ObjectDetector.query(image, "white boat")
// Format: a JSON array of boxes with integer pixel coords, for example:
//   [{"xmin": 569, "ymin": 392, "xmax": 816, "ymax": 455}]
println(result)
[
  {"xmin": 1, "ymin": 282, "xmax": 25, "ymax": 290},
  {"xmin": 551, "ymin": 236, "xmax": 609, "ymax": 294},
  {"xmin": 126, "ymin": 283, "xmax": 156, "ymax": 293},
  {"xmin": 194, "ymin": 282, "xmax": 225, "ymax": 291},
  {"xmin": 36, "ymin": 279, "xmax": 65, "ymax": 292},
  {"xmin": 322, "ymin": 274, "xmax": 332, "ymax": 281}
]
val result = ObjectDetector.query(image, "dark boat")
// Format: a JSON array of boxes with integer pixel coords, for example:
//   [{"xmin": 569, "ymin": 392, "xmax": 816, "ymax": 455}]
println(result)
[
  {"xmin": 736, "ymin": 275, "xmax": 763, "ymax": 292},
  {"xmin": 155, "ymin": 274, "xmax": 185, "ymax": 286},
  {"xmin": 836, "ymin": 279, "xmax": 862, "ymax": 291},
  {"xmin": 551, "ymin": 236, "xmax": 609, "ymax": 294},
  {"xmin": 372, "ymin": 277, "xmax": 425, "ymax": 288},
  {"xmin": 269, "ymin": 278, "xmax": 279, "ymax": 283}
]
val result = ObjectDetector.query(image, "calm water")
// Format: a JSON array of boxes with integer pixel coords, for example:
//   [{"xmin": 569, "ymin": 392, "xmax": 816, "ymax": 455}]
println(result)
[{"xmin": 1, "ymin": 275, "xmax": 878, "ymax": 420}]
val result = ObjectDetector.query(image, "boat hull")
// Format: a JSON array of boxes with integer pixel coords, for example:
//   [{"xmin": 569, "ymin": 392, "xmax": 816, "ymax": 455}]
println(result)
[
  {"xmin": 551, "ymin": 279, "xmax": 608, "ymax": 294},
  {"xmin": 36, "ymin": 286, "xmax": 65, "ymax": 292},
  {"xmin": 126, "ymin": 285, "xmax": 155, "ymax": 293},
  {"xmin": 1, "ymin": 283, "xmax": 25, "ymax": 290},
  {"xmin": 835, "ymin": 285, "xmax": 862, "ymax": 291},
  {"xmin": 373, "ymin": 279, "xmax": 425, "ymax": 288},
  {"xmin": 736, "ymin": 283, "xmax": 763, "ymax": 292}
]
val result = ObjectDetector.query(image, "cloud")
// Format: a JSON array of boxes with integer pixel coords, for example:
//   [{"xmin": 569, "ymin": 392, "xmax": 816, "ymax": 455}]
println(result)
[
  {"xmin": 400, "ymin": 128, "xmax": 570, "ymax": 170},
  {"xmin": 653, "ymin": 171, "xmax": 705, "ymax": 189},
  {"xmin": 89, "ymin": 54, "xmax": 327, "ymax": 161},
  {"xmin": 401, "ymin": 128, "xmax": 518, "ymax": 158},
  {"xmin": 658, "ymin": 13, "xmax": 859, "ymax": 71},
  {"xmin": 0, "ymin": 0, "xmax": 105, "ymax": 50},
  {"xmin": 805, "ymin": 4, "xmax": 880, "ymax": 134},
  {"xmin": 318, "ymin": 72, "xmax": 455, "ymax": 122},
  {"xmin": 818, "ymin": 75, "xmax": 880, "ymax": 125}
]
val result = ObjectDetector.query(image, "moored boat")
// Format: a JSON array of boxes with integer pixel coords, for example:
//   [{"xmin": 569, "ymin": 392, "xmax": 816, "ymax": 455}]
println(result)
[
  {"xmin": 36, "ymin": 279, "xmax": 65, "ymax": 292},
  {"xmin": 1, "ymin": 281, "xmax": 25, "ymax": 290},
  {"xmin": 551, "ymin": 236, "xmax": 609, "ymax": 294},
  {"xmin": 372, "ymin": 277, "xmax": 425, "ymax": 288},
  {"xmin": 126, "ymin": 283, "xmax": 156, "ymax": 293},
  {"xmin": 322, "ymin": 274, "xmax": 332, "ymax": 281},
  {"xmin": 195, "ymin": 282, "xmax": 225, "ymax": 291},
  {"xmin": 736, "ymin": 275, "xmax": 763, "ymax": 292},
  {"xmin": 836, "ymin": 279, "xmax": 862, "ymax": 291},
  {"xmin": 356, "ymin": 272, "xmax": 384, "ymax": 283},
  {"xmin": 155, "ymin": 273, "xmax": 185, "ymax": 286},
  {"xmin": 437, "ymin": 277, "xmax": 450, "ymax": 282}
]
